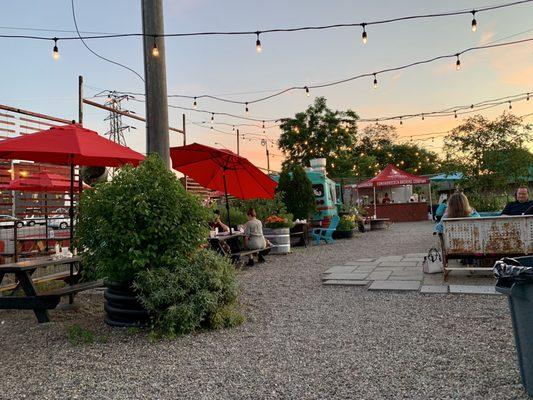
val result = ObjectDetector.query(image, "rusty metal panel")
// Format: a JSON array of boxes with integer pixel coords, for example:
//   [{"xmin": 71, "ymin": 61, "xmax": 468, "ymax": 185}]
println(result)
[{"xmin": 444, "ymin": 216, "xmax": 532, "ymax": 256}]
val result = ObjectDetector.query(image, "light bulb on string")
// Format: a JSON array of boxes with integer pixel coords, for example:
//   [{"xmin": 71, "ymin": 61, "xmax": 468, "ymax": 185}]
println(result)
[
  {"xmin": 454, "ymin": 110, "xmax": 458, "ymax": 118},
  {"xmin": 210, "ymin": 113, "xmax": 214, "ymax": 124},
  {"xmin": 527, "ymin": 93, "xmax": 530, "ymax": 101},
  {"xmin": 255, "ymin": 32, "xmax": 262, "ymax": 53},
  {"xmin": 305, "ymin": 86, "xmax": 310, "ymax": 97},
  {"xmin": 471, "ymin": 11, "xmax": 477, "ymax": 32},
  {"xmin": 509, "ymin": 101, "xmax": 512, "ymax": 110},
  {"xmin": 373, "ymin": 73, "xmax": 378, "ymax": 89},
  {"xmin": 455, "ymin": 54, "xmax": 461, "ymax": 70},
  {"xmin": 232, "ymin": 125, "xmax": 235, "ymax": 131},
  {"xmin": 361, "ymin": 23, "xmax": 367, "ymax": 44},
  {"xmin": 262, "ymin": 121, "xmax": 265, "ymax": 129},
  {"xmin": 245, "ymin": 102, "xmax": 249, "ymax": 114},
  {"xmin": 52, "ymin": 38, "xmax": 59, "ymax": 60},
  {"xmin": 421, "ymin": 114, "xmax": 425, "ymax": 121},
  {"xmin": 193, "ymin": 97, "xmax": 197, "ymax": 109},
  {"xmin": 399, "ymin": 117, "xmax": 403, "ymax": 125},
  {"xmin": 152, "ymin": 36, "xmax": 159, "ymax": 57}
]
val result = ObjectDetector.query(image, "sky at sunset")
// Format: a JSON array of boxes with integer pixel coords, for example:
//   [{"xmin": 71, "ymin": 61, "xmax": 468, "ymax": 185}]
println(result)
[{"xmin": 1, "ymin": 0, "xmax": 532, "ymax": 172}]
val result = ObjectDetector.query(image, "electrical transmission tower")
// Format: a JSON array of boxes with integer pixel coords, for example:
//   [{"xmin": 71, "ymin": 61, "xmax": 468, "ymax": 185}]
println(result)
[{"xmin": 104, "ymin": 92, "xmax": 135, "ymax": 146}]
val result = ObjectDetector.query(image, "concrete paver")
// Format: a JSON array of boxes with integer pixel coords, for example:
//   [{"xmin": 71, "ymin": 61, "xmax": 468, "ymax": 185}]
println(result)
[
  {"xmin": 449, "ymin": 285, "xmax": 500, "ymax": 295},
  {"xmin": 420, "ymin": 285, "xmax": 449, "ymax": 294},
  {"xmin": 368, "ymin": 280, "xmax": 421, "ymax": 291},
  {"xmin": 323, "ymin": 280, "xmax": 369, "ymax": 286},
  {"xmin": 324, "ymin": 273, "xmax": 369, "ymax": 281}
]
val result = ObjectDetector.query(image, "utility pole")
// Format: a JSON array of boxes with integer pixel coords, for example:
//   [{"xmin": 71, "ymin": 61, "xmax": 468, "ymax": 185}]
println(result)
[
  {"xmin": 236, "ymin": 128, "xmax": 240, "ymax": 155},
  {"xmin": 104, "ymin": 93, "xmax": 135, "ymax": 146},
  {"xmin": 182, "ymin": 114, "xmax": 186, "ymax": 146},
  {"xmin": 78, "ymin": 75, "xmax": 83, "ymax": 125},
  {"xmin": 261, "ymin": 139, "xmax": 270, "ymax": 174},
  {"xmin": 142, "ymin": 0, "xmax": 170, "ymax": 167}
]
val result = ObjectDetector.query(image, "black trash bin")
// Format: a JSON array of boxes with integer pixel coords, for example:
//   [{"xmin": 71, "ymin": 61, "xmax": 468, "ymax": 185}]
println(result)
[{"xmin": 495, "ymin": 256, "xmax": 533, "ymax": 396}]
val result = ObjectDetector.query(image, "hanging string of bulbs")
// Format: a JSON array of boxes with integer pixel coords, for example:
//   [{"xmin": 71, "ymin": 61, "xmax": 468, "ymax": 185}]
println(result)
[{"xmin": 8, "ymin": 0, "xmax": 531, "ymax": 61}]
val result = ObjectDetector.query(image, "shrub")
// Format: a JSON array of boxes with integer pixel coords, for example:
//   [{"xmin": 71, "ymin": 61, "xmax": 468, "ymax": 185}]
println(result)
[
  {"xmin": 133, "ymin": 249, "xmax": 243, "ymax": 337},
  {"xmin": 337, "ymin": 215, "xmax": 356, "ymax": 231},
  {"xmin": 467, "ymin": 192, "xmax": 508, "ymax": 212},
  {"xmin": 76, "ymin": 154, "xmax": 210, "ymax": 283},
  {"xmin": 276, "ymin": 164, "xmax": 316, "ymax": 220},
  {"xmin": 219, "ymin": 207, "xmax": 248, "ymax": 227},
  {"xmin": 231, "ymin": 193, "xmax": 287, "ymax": 222}
]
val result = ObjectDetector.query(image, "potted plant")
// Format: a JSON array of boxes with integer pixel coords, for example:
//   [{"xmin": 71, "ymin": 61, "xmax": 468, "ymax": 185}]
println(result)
[
  {"xmin": 263, "ymin": 214, "xmax": 293, "ymax": 254},
  {"xmin": 333, "ymin": 214, "xmax": 357, "ymax": 239},
  {"xmin": 77, "ymin": 155, "xmax": 242, "ymax": 334}
]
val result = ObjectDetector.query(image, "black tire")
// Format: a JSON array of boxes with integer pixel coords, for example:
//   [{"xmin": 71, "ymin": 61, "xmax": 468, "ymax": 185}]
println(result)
[
  {"xmin": 16, "ymin": 222, "xmax": 23, "ymax": 228},
  {"xmin": 104, "ymin": 303, "xmax": 149, "ymax": 319},
  {"xmin": 104, "ymin": 291, "xmax": 144, "ymax": 309},
  {"xmin": 59, "ymin": 222, "xmax": 68, "ymax": 229},
  {"xmin": 28, "ymin": 221, "xmax": 35, "ymax": 227}
]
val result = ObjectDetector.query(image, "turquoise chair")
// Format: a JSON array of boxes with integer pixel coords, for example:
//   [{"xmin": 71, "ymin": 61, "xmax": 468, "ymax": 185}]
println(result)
[{"xmin": 312, "ymin": 215, "xmax": 340, "ymax": 245}]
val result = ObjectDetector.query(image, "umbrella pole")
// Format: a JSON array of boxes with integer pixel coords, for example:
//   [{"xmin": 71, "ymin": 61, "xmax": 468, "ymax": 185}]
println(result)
[
  {"xmin": 69, "ymin": 162, "xmax": 74, "ymax": 252},
  {"xmin": 428, "ymin": 183, "xmax": 434, "ymax": 220},
  {"xmin": 223, "ymin": 172, "xmax": 232, "ymax": 234},
  {"xmin": 44, "ymin": 193, "xmax": 49, "ymax": 253}
]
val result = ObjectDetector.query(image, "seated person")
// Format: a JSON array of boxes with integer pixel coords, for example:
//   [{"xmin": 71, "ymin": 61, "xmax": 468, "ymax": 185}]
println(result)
[
  {"xmin": 209, "ymin": 210, "xmax": 229, "ymax": 233},
  {"xmin": 382, "ymin": 193, "xmax": 391, "ymax": 204},
  {"xmin": 243, "ymin": 208, "xmax": 266, "ymax": 266},
  {"xmin": 435, "ymin": 199, "xmax": 447, "ymax": 222},
  {"xmin": 435, "ymin": 192, "xmax": 479, "ymax": 233},
  {"xmin": 502, "ymin": 187, "xmax": 533, "ymax": 216}
]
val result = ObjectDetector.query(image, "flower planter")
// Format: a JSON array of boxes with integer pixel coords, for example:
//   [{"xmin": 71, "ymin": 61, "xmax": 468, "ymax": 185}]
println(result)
[
  {"xmin": 263, "ymin": 227, "xmax": 291, "ymax": 254},
  {"xmin": 333, "ymin": 229, "xmax": 356, "ymax": 239},
  {"xmin": 104, "ymin": 281, "xmax": 150, "ymax": 328}
]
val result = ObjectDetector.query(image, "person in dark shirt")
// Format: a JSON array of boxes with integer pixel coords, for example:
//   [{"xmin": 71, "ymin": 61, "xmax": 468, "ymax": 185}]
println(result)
[
  {"xmin": 209, "ymin": 210, "xmax": 230, "ymax": 232},
  {"xmin": 502, "ymin": 187, "xmax": 533, "ymax": 215}
]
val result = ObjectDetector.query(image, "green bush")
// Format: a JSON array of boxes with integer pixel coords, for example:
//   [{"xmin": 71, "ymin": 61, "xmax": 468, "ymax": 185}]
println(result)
[
  {"xmin": 276, "ymin": 165, "xmax": 316, "ymax": 220},
  {"xmin": 133, "ymin": 249, "xmax": 243, "ymax": 337},
  {"xmin": 76, "ymin": 154, "xmax": 210, "ymax": 283},
  {"xmin": 467, "ymin": 192, "xmax": 508, "ymax": 212},
  {"xmin": 219, "ymin": 207, "xmax": 248, "ymax": 227},
  {"xmin": 230, "ymin": 192, "xmax": 287, "ymax": 222}
]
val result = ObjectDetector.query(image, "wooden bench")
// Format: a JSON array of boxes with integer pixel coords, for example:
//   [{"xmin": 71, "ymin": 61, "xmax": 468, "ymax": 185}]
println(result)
[
  {"xmin": 0, "ymin": 269, "xmax": 76, "ymax": 293},
  {"xmin": 439, "ymin": 215, "xmax": 532, "ymax": 280},
  {"xmin": 231, "ymin": 246, "xmax": 273, "ymax": 265},
  {"xmin": 0, "ymin": 256, "xmax": 102, "ymax": 323}
]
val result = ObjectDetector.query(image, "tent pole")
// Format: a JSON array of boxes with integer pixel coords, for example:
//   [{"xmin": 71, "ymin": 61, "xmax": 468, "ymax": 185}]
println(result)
[
  {"xmin": 69, "ymin": 161, "xmax": 74, "ymax": 252},
  {"xmin": 44, "ymin": 193, "xmax": 49, "ymax": 253},
  {"xmin": 428, "ymin": 183, "xmax": 434, "ymax": 221},
  {"xmin": 373, "ymin": 186, "xmax": 377, "ymax": 219},
  {"xmin": 223, "ymin": 172, "xmax": 232, "ymax": 234}
]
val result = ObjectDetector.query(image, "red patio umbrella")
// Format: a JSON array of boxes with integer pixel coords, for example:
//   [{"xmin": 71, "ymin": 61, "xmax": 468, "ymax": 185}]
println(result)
[
  {"xmin": 170, "ymin": 143, "xmax": 277, "ymax": 231},
  {"xmin": 0, "ymin": 123, "xmax": 144, "ymax": 245}
]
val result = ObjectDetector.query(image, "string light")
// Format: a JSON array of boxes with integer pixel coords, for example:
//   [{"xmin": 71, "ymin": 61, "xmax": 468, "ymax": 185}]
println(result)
[
  {"xmin": 211, "ymin": 113, "xmax": 214, "ymax": 124},
  {"xmin": 262, "ymin": 121, "xmax": 265, "ymax": 129},
  {"xmin": 373, "ymin": 73, "xmax": 378, "ymax": 89},
  {"xmin": 305, "ymin": 86, "xmax": 310, "ymax": 97},
  {"xmin": 421, "ymin": 114, "xmax": 425, "ymax": 121},
  {"xmin": 361, "ymin": 23, "xmax": 368, "ymax": 44},
  {"xmin": 471, "ymin": 11, "xmax": 477, "ymax": 32},
  {"xmin": 245, "ymin": 102, "xmax": 249, "ymax": 114},
  {"xmin": 509, "ymin": 101, "xmax": 512, "ymax": 109},
  {"xmin": 455, "ymin": 54, "xmax": 461, "ymax": 70},
  {"xmin": 152, "ymin": 36, "xmax": 159, "ymax": 57},
  {"xmin": 527, "ymin": 93, "xmax": 530, "ymax": 101},
  {"xmin": 52, "ymin": 38, "xmax": 59, "ymax": 60},
  {"xmin": 454, "ymin": 110, "xmax": 458, "ymax": 118},
  {"xmin": 399, "ymin": 117, "xmax": 403, "ymax": 125},
  {"xmin": 255, "ymin": 32, "xmax": 262, "ymax": 53},
  {"xmin": 232, "ymin": 125, "xmax": 235, "ymax": 131},
  {"xmin": 193, "ymin": 97, "xmax": 197, "ymax": 109}
]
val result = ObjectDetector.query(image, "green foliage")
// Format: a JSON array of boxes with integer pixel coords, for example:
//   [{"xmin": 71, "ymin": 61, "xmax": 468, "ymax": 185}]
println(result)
[
  {"xmin": 219, "ymin": 206, "xmax": 248, "ymax": 227},
  {"xmin": 444, "ymin": 113, "xmax": 532, "ymax": 191},
  {"xmin": 276, "ymin": 164, "xmax": 316, "ymax": 219},
  {"xmin": 67, "ymin": 325, "xmax": 94, "ymax": 345},
  {"xmin": 337, "ymin": 215, "xmax": 356, "ymax": 231},
  {"xmin": 467, "ymin": 192, "xmax": 509, "ymax": 212},
  {"xmin": 133, "ymin": 249, "xmax": 243, "ymax": 337},
  {"xmin": 76, "ymin": 154, "xmax": 210, "ymax": 283},
  {"xmin": 230, "ymin": 193, "xmax": 287, "ymax": 222},
  {"xmin": 278, "ymin": 97, "xmax": 359, "ymax": 176}
]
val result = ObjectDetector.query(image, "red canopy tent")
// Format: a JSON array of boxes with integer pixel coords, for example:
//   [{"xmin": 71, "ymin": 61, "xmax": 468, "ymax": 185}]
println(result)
[{"xmin": 356, "ymin": 164, "xmax": 432, "ymax": 218}]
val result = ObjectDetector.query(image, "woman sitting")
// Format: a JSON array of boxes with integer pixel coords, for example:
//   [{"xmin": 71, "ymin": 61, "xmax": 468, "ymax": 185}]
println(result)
[
  {"xmin": 243, "ymin": 208, "xmax": 266, "ymax": 266},
  {"xmin": 435, "ymin": 192, "xmax": 479, "ymax": 233}
]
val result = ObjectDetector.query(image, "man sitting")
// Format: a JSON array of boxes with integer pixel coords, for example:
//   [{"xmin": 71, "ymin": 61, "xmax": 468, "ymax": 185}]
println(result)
[{"xmin": 502, "ymin": 187, "xmax": 533, "ymax": 216}]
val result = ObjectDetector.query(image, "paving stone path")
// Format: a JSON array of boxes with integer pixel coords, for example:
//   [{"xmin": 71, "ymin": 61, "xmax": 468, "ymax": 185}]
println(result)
[{"xmin": 323, "ymin": 253, "xmax": 499, "ymax": 295}]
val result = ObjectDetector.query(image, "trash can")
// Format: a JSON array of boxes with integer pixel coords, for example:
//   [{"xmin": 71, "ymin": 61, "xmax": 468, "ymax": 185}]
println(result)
[{"xmin": 495, "ymin": 256, "xmax": 533, "ymax": 396}]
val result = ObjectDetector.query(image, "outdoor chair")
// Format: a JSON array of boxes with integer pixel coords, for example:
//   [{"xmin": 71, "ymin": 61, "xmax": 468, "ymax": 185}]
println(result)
[{"xmin": 312, "ymin": 215, "xmax": 340, "ymax": 245}]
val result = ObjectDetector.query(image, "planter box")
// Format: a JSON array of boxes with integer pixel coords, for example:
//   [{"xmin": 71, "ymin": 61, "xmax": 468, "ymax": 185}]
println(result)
[{"xmin": 333, "ymin": 229, "xmax": 356, "ymax": 239}]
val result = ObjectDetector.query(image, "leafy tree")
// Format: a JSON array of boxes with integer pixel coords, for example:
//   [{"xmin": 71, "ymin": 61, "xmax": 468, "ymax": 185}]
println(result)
[
  {"xmin": 444, "ymin": 112, "xmax": 532, "ymax": 190},
  {"xmin": 276, "ymin": 164, "xmax": 316, "ymax": 219},
  {"xmin": 278, "ymin": 97, "xmax": 359, "ymax": 176}
]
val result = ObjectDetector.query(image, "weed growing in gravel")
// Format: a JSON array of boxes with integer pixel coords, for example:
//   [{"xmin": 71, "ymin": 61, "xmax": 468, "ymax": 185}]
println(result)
[{"xmin": 67, "ymin": 325, "xmax": 94, "ymax": 345}]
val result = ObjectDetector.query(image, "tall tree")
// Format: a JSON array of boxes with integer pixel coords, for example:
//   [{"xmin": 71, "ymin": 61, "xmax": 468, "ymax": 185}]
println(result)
[
  {"xmin": 278, "ymin": 97, "xmax": 359, "ymax": 176},
  {"xmin": 444, "ymin": 112, "xmax": 532, "ymax": 190},
  {"xmin": 276, "ymin": 164, "xmax": 316, "ymax": 219}
]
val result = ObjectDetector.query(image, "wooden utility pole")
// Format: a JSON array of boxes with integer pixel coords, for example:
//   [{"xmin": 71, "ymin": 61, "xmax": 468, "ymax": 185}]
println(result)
[
  {"xmin": 182, "ymin": 113, "xmax": 186, "ymax": 145},
  {"xmin": 142, "ymin": 0, "xmax": 170, "ymax": 167},
  {"xmin": 236, "ymin": 129, "xmax": 240, "ymax": 155},
  {"xmin": 78, "ymin": 75, "xmax": 83, "ymax": 125}
]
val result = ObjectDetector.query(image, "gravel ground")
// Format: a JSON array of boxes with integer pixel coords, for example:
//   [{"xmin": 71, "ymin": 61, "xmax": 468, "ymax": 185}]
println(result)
[{"xmin": 0, "ymin": 221, "xmax": 527, "ymax": 399}]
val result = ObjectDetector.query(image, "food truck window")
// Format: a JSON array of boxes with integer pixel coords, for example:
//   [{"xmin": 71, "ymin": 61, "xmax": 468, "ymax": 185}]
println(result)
[
  {"xmin": 328, "ymin": 182, "xmax": 337, "ymax": 204},
  {"xmin": 313, "ymin": 184, "xmax": 324, "ymax": 197}
]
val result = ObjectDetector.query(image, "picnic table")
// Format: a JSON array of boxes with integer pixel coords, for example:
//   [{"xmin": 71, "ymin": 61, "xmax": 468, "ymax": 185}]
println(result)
[
  {"xmin": 0, "ymin": 256, "xmax": 103, "ymax": 323},
  {"xmin": 290, "ymin": 223, "xmax": 309, "ymax": 247},
  {"xmin": 209, "ymin": 231, "xmax": 271, "ymax": 263}
]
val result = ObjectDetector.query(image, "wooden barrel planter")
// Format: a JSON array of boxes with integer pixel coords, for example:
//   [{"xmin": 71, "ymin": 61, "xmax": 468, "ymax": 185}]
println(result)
[
  {"xmin": 104, "ymin": 281, "xmax": 150, "ymax": 328},
  {"xmin": 263, "ymin": 227, "xmax": 291, "ymax": 254}
]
